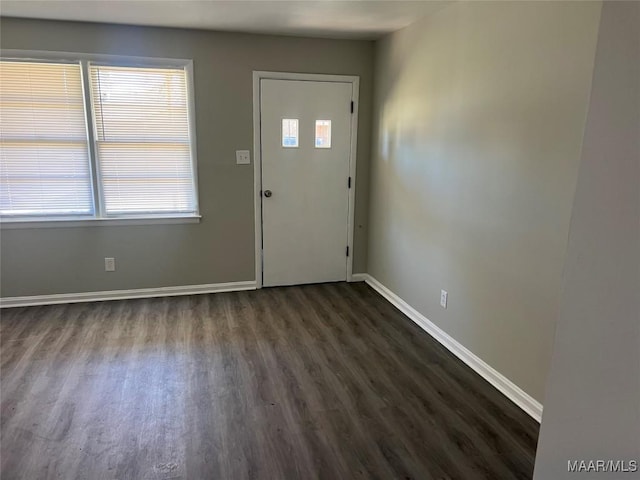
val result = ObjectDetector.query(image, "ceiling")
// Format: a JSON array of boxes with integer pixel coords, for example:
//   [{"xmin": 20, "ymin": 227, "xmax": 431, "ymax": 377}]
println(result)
[{"xmin": 0, "ymin": 0, "xmax": 448, "ymax": 40}]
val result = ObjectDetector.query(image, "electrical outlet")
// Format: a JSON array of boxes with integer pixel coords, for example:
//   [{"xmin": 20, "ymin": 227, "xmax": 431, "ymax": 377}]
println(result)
[
  {"xmin": 105, "ymin": 257, "xmax": 116, "ymax": 272},
  {"xmin": 440, "ymin": 289, "xmax": 448, "ymax": 309}
]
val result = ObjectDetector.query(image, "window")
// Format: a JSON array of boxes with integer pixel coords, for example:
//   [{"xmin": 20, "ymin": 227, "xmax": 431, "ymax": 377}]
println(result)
[
  {"xmin": 282, "ymin": 119, "xmax": 298, "ymax": 147},
  {"xmin": 0, "ymin": 54, "xmax": 198, "ymax": 224},
  {"xmin": 315, "ymin": 120, "xmax": 331, "ymax": 148},
  {"xmin": 90, "ymin": 65, "xmax": 196, "ymax": 215},
  {"xmin": 0, "ymin": 61, "xmax": 93, "ymax": 216}
]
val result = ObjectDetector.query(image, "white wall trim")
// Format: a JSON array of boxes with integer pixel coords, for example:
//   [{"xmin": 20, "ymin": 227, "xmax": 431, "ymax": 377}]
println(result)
[
  {"xmin": 1, "ymin": 214, "xmax": 201, "ymax": 229},
  {"xmin": 361, "ymin": 274, "xmax": 543, "ymax": 422},
  {"xmin": 252, "ymin": 72, "xmax": 264, "ymax": 289},
  {"xmin": 345, "ymin": 76, "xmax": 360, "ymax": 282},
  {"xmin": 350, "ymin": 273, "xmax": 368, "ymax": 282},
  {"xmin": 0, "ymin": 281, "xmax": 256, "ymax": 308},
  {"xmin": 252, "ymin": 71, "xmax": 360, "ymax": 288}
]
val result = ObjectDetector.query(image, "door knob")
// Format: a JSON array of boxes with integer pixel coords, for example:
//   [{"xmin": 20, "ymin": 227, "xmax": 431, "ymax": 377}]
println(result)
[{"xmin": 264, "ymin": 190, "xmax": 272, "ymax": 197}]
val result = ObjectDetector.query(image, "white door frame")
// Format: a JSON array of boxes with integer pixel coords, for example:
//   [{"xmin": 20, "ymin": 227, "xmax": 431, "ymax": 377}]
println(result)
[{"xmin": 252, "ymin": 71, "xmax": 359, "ymax": 289}]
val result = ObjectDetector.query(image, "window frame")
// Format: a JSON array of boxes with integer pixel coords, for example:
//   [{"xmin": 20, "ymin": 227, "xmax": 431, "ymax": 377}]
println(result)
[{"xmin": 0, "ymin": 50, "xmax": 201, "ymax": 227}]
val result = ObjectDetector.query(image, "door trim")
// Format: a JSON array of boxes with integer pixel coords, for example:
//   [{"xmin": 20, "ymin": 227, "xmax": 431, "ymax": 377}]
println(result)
[{"xmin": 252, "ymin": 71, "xmax": 359, "ymax": 289}]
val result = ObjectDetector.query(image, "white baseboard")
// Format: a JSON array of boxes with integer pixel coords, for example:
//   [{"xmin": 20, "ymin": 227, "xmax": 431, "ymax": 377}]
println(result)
[
  {"xmin": 0, "ymin": 281, "xmax": 257, "ymax": 308},
  {"xmin": 350, "ymin": 273, "xmax": 368, "ymax": 282},
  {"xmin": 361, "ymin": 274, "xmax": 543, "ymax": 423}
]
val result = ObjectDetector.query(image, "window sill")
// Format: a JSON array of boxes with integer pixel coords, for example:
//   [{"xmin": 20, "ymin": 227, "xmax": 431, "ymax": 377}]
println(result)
[{"xmin": 0, "ymin": 214, "xmax": 202, "ymax": 229}]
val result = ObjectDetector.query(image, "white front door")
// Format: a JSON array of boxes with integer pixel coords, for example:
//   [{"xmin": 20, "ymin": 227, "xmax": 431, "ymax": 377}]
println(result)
[{"xmin": 260, "ymin": 78, "xmax": 353, "ymax": 287}]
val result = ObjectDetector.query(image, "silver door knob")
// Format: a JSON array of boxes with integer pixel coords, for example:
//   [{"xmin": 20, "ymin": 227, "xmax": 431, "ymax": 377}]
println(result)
[{"xmin": 264, "ymin": 190, "xmax": 272, "ymax": 197}]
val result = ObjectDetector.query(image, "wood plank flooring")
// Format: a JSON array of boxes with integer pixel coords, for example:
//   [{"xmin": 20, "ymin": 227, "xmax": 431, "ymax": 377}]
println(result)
[{"xmin": 1, "ymin": 282, "xmax": 539, "ymax": 479}]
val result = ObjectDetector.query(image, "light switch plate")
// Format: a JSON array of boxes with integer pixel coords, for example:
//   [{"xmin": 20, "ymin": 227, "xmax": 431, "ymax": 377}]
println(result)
[{"xmin": 236, "ymin": 150, "xmax": 251, "ymax": 165}]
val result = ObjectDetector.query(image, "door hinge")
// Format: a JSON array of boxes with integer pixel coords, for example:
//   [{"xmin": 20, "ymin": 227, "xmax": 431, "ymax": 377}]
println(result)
[
  {"xmin": 348, "ymin": 176, "xmax": 351, "ymax": 189},
  {"xmin": 346, "ymin": 246, "xmax": 350, "ymax": 257},
  {"xmin": 350, "ymin": 101, "xmax": 354, "ymax": 113}
]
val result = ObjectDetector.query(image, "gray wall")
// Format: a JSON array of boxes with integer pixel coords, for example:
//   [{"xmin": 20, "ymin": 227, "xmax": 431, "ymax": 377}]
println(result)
[
  {"xmin": 534, "ymin": 2, "xmax": 640, "ymax": 477},
  {"xmin": 0, "ymin": 18, "xmax": 373, "ymax": 297},
  {"xmin": 368, "ymin": 1, "xmax": 602, "ymax": 402}
]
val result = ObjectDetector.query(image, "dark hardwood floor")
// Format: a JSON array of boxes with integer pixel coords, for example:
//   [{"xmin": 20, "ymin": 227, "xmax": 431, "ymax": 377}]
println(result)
[{"xmin": 0, "ymin": 282, "xmax": 539, "ymax": 479}]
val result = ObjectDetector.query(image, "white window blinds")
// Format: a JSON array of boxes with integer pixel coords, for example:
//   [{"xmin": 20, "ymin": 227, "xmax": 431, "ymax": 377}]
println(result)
[
  {"xmin": 89, "ymin": 65, "xmax": 196, "ymax": 215},
  {"xmin": 0, "ymin": 61, "xmax": 93, "ymax": 216}
]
